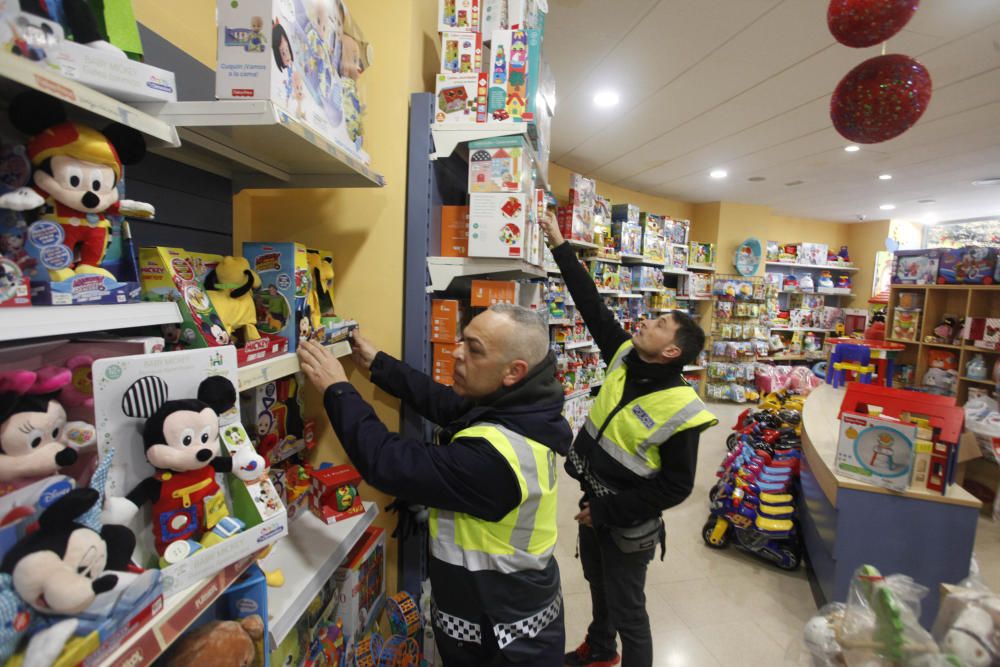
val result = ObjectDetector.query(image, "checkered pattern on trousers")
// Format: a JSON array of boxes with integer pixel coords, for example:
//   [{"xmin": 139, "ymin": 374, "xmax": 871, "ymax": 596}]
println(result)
[
  {"xmin": 433, "ymin": 604, "xmax": 483, "ymax": 645},
  {"xmin": 568, "ymin": 448, "xmax": 615, "ymax": 498},
  {"xmin": 492, "ymin": 595, "xmax": 562, "ymax": 649}
]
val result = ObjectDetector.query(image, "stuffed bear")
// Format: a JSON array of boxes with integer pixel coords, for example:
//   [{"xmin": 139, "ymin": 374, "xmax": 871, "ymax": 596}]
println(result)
[
  {"xmin": 0, "ymin": 487, "xmax": 135, "ymax": 666},
  {"xmin": 105, "ymin": 376, "xmax": 264, "ymax": 557},
  {"xmin": 165, "ymin": 615, "xmax": 264, "ymax": 667},
  {"xmin": 0, "ymin": 368, "xmax": 95, "ymax": 496},
  {"xmin": 205, "ymin": 257, "xmax": 263, "ymax": 346}
]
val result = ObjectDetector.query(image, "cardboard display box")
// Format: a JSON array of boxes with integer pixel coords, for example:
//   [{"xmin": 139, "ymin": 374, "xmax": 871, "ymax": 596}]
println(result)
[
  {"xmin": 469, "ymin": 193, "xmax": 527, "ymax": 258},
  {"xmin": 434, "ymin": 72, "xmax": 488, "ymax": 123},
  {"xmin": 441, "ymin": 30, "xmax": 482, "ymax": 73},
  {"xmin": 431, "ymin": 299, "xmax": 463, "ymax": 343},
  {"xmin": 468, "ymin": 135, "xmax": 532, "ymax": 194},
  {"xmin": 52, "ymin": 39, "xmax": 177, "ymax": 102}
]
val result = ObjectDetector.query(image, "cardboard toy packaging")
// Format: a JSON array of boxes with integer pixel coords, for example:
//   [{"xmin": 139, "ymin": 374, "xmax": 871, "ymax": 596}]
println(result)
[
  {"xmin": 243, "ymin": 241, "xmax": 314, "ymax": 352},
  {"xmin": 0, "ymin": 8, "xmax": 64, "ymax": 63},
  {"xmin": 333, "ymin": 527, "xmax": 386, "ymax": 666},
  {"xmin": 431, "ymin": 299, "xmax": 463, "ymax": 343},
  {"xmin": 836, "ymin": 412, "xmax": 917, "ymax": 492},
  {"xmin": 640, "ymin": 213, "xmax": 666, "ymax": 264},
  {"xmin": 215, "ymin": 0, "xmax": 372, "ymax": 163},
  {"xmin": 664, "ymin": 218, "xmax": 689, "ymax": 246},
  {"xmin": 486, "ymin": 28, "xmax": 531, "ymax": 122},
  {"xmin": 308, "ymin": 463, "xmax": 364, "ymax": 524},
  {"xmin": 891, "ymin": 249, "xmax": 941, "ymax": 285},
  {"xmin": 434, "ymin": 72, "xmax": 488, "ymax": 123},
  {"xmin": 0, "ymin": 216, "xmax": 32, "ymax": 306},
  {"xmin": 468, "ymin": 193, "xmax": 527, "ymax": 258},
  {"xmin": 468, "ymin": 135, "xmax": 532, "ymax": 193},
  {"xmin": 52, "ymin": 39, "xmax": 177, "ymax": 103},
  {"xmin": 433, "ymin": 342, "xmax": 458, "ymax": 385},
  {"xmin": 441, "ymin": 30, "xmax": 482, "ymax": 73},
  {"xmin": 242, "ymin": 374, "xmax": 309, "ymax": 466},
  {"xmin": 440, "ymin": 205, "xmax": 470, "ymax": 257},
  {"xmin": 612, "ymin": 204, "xmax": 643, "ymax": 256},
  {"xmin": 568, "ymin": 173, "xmax": 596, "ymax": 243},
  {"xmin": 439, "ymin": 0, "xmax": 482, "ymax": 30},
  {"xmin": 936, "ymin": 246, "xmax": 997, "ymax": 284},
  {"xmin": 471, "ymin": 279, "xmax": 515, "ymax": 306}
]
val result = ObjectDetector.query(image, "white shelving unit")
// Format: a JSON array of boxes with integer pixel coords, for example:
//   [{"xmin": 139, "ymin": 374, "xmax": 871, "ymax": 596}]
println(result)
[
  {"xmin": 135, "ymin": 100, "xmax": 384, "ymax": 190},
  {"xmin": 765, "ymin": 261, "xmax": 859, "ymax": 273},
  {"xmin": 238, "ymin": 339, "xmax": 352, "ymax": 391},
  {"xmin": 567, "ymin": 238, "xmax": 600, "ymax": 250},
  {"xmin": 262, "ymin": 502, "xmax": 379, "ymax": 647},
  {"xmin": 565, "ymin": 340, "xmax": 596, "ymax": 350},
  {"xmin": 0, "ymin": 302, "xmax": 181, "ymax": 342},
  {"xmin": 687, "ymin": 264, "xmax": 715, "ymax": 272},
  {"xmin": 430, "ymin": 122, "xmax": 530, "ymax": 160},
  {"xmin": 663, "ymin": 267, "xmax": 691, "ymax": 276},
  {"xmin": 770, "ymin": 327, "xmax": 836, "ymax": 333},
  {"xmin": 426, "ymin": 256, "xmax": 546, "ymax": 292}
]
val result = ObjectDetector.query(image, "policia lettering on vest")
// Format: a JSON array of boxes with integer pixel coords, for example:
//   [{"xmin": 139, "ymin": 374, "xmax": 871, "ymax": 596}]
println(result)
[
  {"xmin": 540, "ymin": 211, "xmax": 718, "ymax": 667},
  {"xmin": 299, "ymin": 303, "xmax": 572, "ymax": 666}
]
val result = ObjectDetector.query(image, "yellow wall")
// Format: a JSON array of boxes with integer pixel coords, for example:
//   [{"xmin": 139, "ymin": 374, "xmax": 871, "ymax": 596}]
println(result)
[
  {"xmin": 133, "ymin": 0, "xmax": 215, "ymax": 68},
  {"xmin": 847, "ymin": 220, "xmax": 891, "ymax": 307}
]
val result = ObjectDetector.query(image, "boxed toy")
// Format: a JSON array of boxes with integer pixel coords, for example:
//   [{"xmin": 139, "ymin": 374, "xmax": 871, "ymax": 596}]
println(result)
[
  {"xmin": 891, "ymin": 307, "xmax": 921, "ymax": 341},
  {"xmin": 242, "ymin": 374, "xmax": 308, "ymax": 466},
  {"xmin": 94, "ymin": 347, "xmax": 287, "ymax": 597},
  {"xmin": 308, "ymin": 463, "xmax": 363, "ymax": 524},
  {"xmin": 51, "ymin": 39, "xmax": 177, "ymax": 103},
  {"xmin": 0, "ymin": 219, "xmax": 31, "ymax": 306},
  {"xmin": 892, "ymin": 249, "xmax": 940, "ymax": 285},
  {"xmin": 663, "ymin": 218, "xmax": 689, "ymax": 246},
  {"xmin": 670, "ymin": 244, "xmax": 688, "ymax": 271},
  {"xmin": 567, "ymin": 173, "xmax": 596, "ymax": 243},
  {"xmin": 937, "ymin": 245, "xmax": 997, "ymax": 284},
  {"xmin": 688, "ymin": 241, "xmax": 715, "ymax": 267},
  {"xmin": 0, "ymin": 8, "xmax": 64, "ymax": 63},
  {"xmin": 433, "ymin": 342, "xmax": 458, "ymax": 385},
  {"xmin": 799, "ymin": 242, "xmax": 828, "ymax": 266},
  {"xmin": 470, "ymin": 279, "xmax": 516, "ymax": 306},
  {"xmin": 468, "ymin": 135, "xmax": 532, "ymax": 193},
  {"xmin": 836, "ymin": 411, "xmax": 917, "ymax": 491},
  {"xmin": 244, "ymin": 241, "xmax": 318, "ymax": 351},
  {"xmin": 441, "ymin": 30, "xmax": 482, "ymax": 73},
  {"xmin": 434, "ymin": 72, "xmax": 488, "ymax": 124},
  {"xmin": 431, "ymin": 299, "xmax": 463, "ymax": 343},
  {"xmin": 440, "ymin": 205, "xmax": 470, "ymax": 257},
  {"xmin": 439, "ymin": 0, "xmax": 481, "ymax": 30},
  {"xmin": 640, "ymin": 213, "xmax": 666, "ymax": 264},
  {"xmin": 480, "ymin": 0, "xmax": 506, "ymax": 34},
  {"xmin": 216, "ymin": 0, "xmax": 372, "ymax": 162},
  {"xmin": 468, "ymin": 193, "xmax": 527, "ymax": 258},
  {"xmin": 334, "ymin": 527, "xmax": 386, "ymax": 665},
  {"xmin": 486, "ymin": 29, "xmax": 531, "ymax": 123},
  {"xmin": 612, "ymin": 204, "xmax": 642, "ymax": 256}
]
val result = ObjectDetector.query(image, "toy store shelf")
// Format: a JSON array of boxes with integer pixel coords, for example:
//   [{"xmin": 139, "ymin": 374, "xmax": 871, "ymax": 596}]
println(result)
[
  {"xmin": 565, "ymin": 387, "xmax": 594, "ymax": 401},
  {"xmin": 584, "ymin": 256, "xmax": 622, "ymax": 264},
  {"xmin": 886, "ymin": 338, "xmax": 919, "ymax": 346},
  {"xmin": 687, "ymin": 264, "xmax": 716, "ymax": 272},
  {"xmin": 663, "ymin": 267, "xmax": 691, "ymax": 276},
  {"xmin": 136, "ymin": 100, "xmax": 385, "ymax": 190},
  {"xmin": 677, "ymin": 295, "xmax": 713, "ymax": 301},
  {"xmin": 770, "ymin": 327, "xmax": 835, "ymax": 333},
  {"xmin": 618, "ymin": 293, "xmax": 644, "ymax": 299},
  {"xmin": 564, "ymin": 340, "xmax": 595, "ymax": 350},
  {"xmin": 238, "ymin": 340, "xmax": 352, "ymax": 392},
  {"xmin": 0, "ymin": 52, "xmax": 179, "ymax": 148},
  {"xmin": 548, "ymin": 318, "xmax": 575, "ymax": 326},
  {"xmin": 95, "ymin": 555, "xmax": 256, "ymax": 667},
  {"xmin": 961, "ymin": 376, "xmax": 996, "ymax": 386},
  {"xmin": 816, "ymin": 290, "xmax": 855, "ymax": 297},
  {"xmin": 431, "ymin": 122, "xmax": 531, "ymax": 160},
  {"xmin": 635, "ymin": 287, "xmax": 664, "ymax": 293},
  {"xmin": 263, "ymin": 502, "xmax": 379, "ymax": 647},
  {"xmin": 621, "ymin": 256, "xmax": 662, "ymax": 267},
  {"xmin": 765, "ymin": 261, "xmax": 858, "ymax": 273},
  {"xmin": 426, "ymin": 256, "xmax": 545, "ymax": 292},
  {"xmin": 923, "ymin": 341, "xmax": 964, "ymax": 351},
  {"xmin": 568, "ymin": 239, "xmax": 600, "ymax": 250},
  {"xmin": 683, "ymin": 365, "xmax": 706, "ymax": 372},
  {"xmin": 597, "ymin": 288, "xmax": 619, "ymax": 295},
  {"xmin": 0, "ymin": 302, "xmax": 181, "ymax": 342}
]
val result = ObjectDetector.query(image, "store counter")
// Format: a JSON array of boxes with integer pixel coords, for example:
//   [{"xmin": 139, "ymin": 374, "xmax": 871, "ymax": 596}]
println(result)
[{"xmin": 799, "ymin": 384, "xmax": 982, "ymax": 628}]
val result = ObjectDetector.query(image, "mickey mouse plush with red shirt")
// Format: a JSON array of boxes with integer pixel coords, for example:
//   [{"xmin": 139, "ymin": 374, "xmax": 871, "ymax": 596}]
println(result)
[{"xmin": 7, "ymin": 91, "xmax": 153, "ymax": 281}]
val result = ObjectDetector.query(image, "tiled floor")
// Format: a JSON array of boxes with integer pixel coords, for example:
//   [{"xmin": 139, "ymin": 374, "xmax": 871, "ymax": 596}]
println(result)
[{"xmin": 556, "ymin": 402, "xmax": 1000, "ymax": 666}]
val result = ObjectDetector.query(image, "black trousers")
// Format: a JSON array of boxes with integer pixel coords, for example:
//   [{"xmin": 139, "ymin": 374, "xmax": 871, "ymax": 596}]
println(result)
[
  {"xmin": 579, "ymin": 523, "xmax": 655, "ymax": 667},
  {"xmin": 435, "ymin": 607, "xmax": 565, "ymax": 667}
]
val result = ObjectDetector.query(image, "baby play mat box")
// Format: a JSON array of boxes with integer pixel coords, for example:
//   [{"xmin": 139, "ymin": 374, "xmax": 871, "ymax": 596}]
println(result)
[
  {"xmin": 216, "ymin": 0, "xmax": 372, "ymax": 162},
  {"xmin": 93, "ymin": 347, "xmax": 287, "ymax": 597},
  {"xmin": 836, "ymin": 411, "xmax": 917, "ymax": 492},
  {"xmin": 52, "ymin": 39, "xmax": 177, "ymax": 103}
]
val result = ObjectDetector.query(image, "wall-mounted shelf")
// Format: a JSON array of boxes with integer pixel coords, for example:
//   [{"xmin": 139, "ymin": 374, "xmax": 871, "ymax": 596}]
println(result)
[
  {"xmin": 770, "ymin": 327, "xmax": 836, "ymax": 333},
  {"xmin": 262, "ymin": 502, "xmax": 378, "ymax": 648},
  {"xmin": 0, "ymin": 302, "xmax": 181, "ymax": 342},
  {"xmin": 426, "ymin": 256, "xmax": 545, "ymax": 292},
  {"xmin": 136, "ymin": 100, "xmax": 384, "ymax": 190},
  {"xmin": 765, "ymin": 261, "xmax": 858, "ymax": 273},
  {"xmin": 238, "ymin": 339, "xmax": 352, "ymax": 391},
  {"xmin": 583, "ymin": 256, "xmax": 622, "ymax": 264},
  {"xmin": 677, "ymin": 295, "xmax": 713, "ymax": 301},
  {"xmin": 621, "ymin": 256, "xmax": 662, "ymax": 266},
  {"xmin": 0, "ymin": 52, "xmax": 179, "ymax": 148},
  {"xmin": 687, "ymin": 264, "xmax": 715, "ymax": 272},
  {"xmin": 663, "ymin": 267, "xmax": 691, "ymax": 276},
  {"xmin": 567, "ymin": 239, "xmax": 600, "ymax": 250},
  {"xmin": 564, "ymin": 339, "xmax": 596, "ymax": 350},
  {"xmin": 618, "ymin": 293, "xmax": 644, "ymax": 299}
]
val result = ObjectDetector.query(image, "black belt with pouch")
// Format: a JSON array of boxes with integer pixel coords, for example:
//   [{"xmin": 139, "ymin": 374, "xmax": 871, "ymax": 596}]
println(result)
[{"xmin": 607, "ymin": 516, "xmax": 666, "ymax": 558}]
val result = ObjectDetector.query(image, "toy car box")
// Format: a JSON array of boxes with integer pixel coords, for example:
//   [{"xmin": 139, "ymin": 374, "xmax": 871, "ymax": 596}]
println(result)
[
  {"xmin": 468, "ymin": 193, "xmax": 527, "ymax": 258},
  {"xmin": 891, "ymin": 249, "xmax": 941, "ymax": 285},
  {"xmin": 243, "ymin": 241, "xmax": 313, "ymax": 352},
  {"xmin": 441, "ymin": 30, "xmax": 482, "ymax": 73},
  {"xmin": 434, "ymin": 72, "xmax": 488, "ymax": 123},
  {"xmin": 333, "ymin": 526, "xmax": 386, "ymax": 666},
  {"xmin": 216, "ymin": 0, "xmax": 372, "ymax": 163},
  {"xmin": 468, "ymin": 135, "xmax": 532, "ymax": 193},
  {"xmin": 52, "ymin": 39, "xmax": 177, "ymax": 103},
  {"xmin": 140, "ymin": 247, "xmax": 288, "ymax": 365},
  {"xmin": 937, "ymin": 246, "xmax": 997, "ymax": 284}
]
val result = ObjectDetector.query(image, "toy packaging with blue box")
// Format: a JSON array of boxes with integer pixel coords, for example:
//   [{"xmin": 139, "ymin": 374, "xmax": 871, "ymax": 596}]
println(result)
[
  {"xmin": 244, "ymin": 241, "xmax": 314, "ymax": 352},
  {"xmin": 936, "ymin": 245, "xmax": 997, "ymax": 284}
]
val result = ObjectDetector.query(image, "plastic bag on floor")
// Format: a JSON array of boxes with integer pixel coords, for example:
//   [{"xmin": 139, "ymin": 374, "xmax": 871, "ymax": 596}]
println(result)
[{"xmin": 931, "ymin": 578, "xmax": 1000, "ymax": 667}]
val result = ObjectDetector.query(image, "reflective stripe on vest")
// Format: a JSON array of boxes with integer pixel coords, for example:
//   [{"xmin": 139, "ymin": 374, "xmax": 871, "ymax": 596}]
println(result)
[
  {"xmin": 585, "ymin": 341, "xmax": 718, "ymax": 478},
  {"xmin": 429, "ymin": 424, "xmax": 558, "ymax": 574}
]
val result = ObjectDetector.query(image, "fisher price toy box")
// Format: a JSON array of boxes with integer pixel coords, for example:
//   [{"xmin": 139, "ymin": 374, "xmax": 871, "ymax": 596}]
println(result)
[
  {"xmin": 836, "ymin": 412, "xmax": 917, "ymax": 492},
  {"xmin": 216, "ymin": 0, "xmax": 372, "ymax": 163},
  {"xmin": 468, "ymin": 193, "xmax": 527, "ymax": 258}
]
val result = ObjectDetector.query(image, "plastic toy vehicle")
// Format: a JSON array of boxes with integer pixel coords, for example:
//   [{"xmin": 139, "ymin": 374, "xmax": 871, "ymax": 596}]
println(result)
[
  {"xmin": 492, "ymin": 109, "xmax": 510, "ymax": 121},
  {"xmin": 702, "ymin": 485, "xmax": 802, "ymax": 570}
]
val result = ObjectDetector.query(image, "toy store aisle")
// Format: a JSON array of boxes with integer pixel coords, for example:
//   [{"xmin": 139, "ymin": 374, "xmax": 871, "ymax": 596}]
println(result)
[{"xmin": 556, "ymin": 402, "xmax": 1000, "ymax": 666}]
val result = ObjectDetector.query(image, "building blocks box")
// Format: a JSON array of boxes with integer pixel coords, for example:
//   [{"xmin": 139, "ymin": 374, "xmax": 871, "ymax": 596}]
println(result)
[
  {"xmin": 434, "ymin": 72, "xmax": 488, "ymax": 124},
  {"xmin": 441, "ymin": 30, "xmax": 482, "ymax": 73},
  {"xmin": 486, "ymin": 29, "xmax": 531, "ymax": 122},
  {"xmin": 215, "ymin": 0, "xmax": 372, "ymax": 163},
  {"xmin": 440, "ymin": 206, "xmax": 470, "ymax": 257},
  {"xmin": 468, "ymin": 193, "xmax": 527, "ymax": 258},
  {"xmin": 468, "ymin": 135, "xmax": 532, "ymax": 193},
  {"xmin": 439, "ymin": 0, "xmax": 482, "ymax": 30}
]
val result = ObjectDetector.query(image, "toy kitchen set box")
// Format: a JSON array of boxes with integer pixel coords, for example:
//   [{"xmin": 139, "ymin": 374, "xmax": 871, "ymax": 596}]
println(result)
[{"xmin": 216, "ymin": 0, "xmax": 373, "ymax": 162}]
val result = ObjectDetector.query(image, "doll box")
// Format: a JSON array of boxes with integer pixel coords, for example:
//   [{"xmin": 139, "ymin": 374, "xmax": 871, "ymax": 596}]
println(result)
[
  {"xmin": 0, "ymin": 258, "xmax": 30, "ymax": 307},
  {"xmin": 441, "ymin": 30, "xmax": 482, "ymax": 73},
  {"xmin": 93, "ymin": 347, "xmax": 287, "ymax": 597},
  {"xmin": 434, "ymin": 72, "xmax": 488, "ymax": 124},
  {"xmin": 439, "ymin": 0, "xmax": 482, "ymax": 30},
  {"xmin": 468, "ymin": 193, "xmax": 527, "ymax": 258},
  {"xmin": 52, "ymin": 39, "xmax": 177, "ymax": 103},
  {"xmin": 891, "ymin": 249, "xmax": 941, "ymax": 285},
  {"xmin": 836, "ymin": 412, "xmax": 917, "ymax": 492},
  {"xmin": 468, "ymin": 135, "xmax": 532, "ymax": 193},
  {"xmin": 243, "ymin": 242, "xmax": 311, "ymax": 352},
  {"xmin": 937, "ymin": 246, "xmax": 997, "ymax": 284},
  {"xmin": 640, "ymin": 213, "xmax": 666, "ymax": 264},
  {"xmin": 215, "ymin": 0, "xmax": 371, "ymax": 163},
  {"xmin": 568, "ymin": 173, "xmax": 596, "ymax": 243}
]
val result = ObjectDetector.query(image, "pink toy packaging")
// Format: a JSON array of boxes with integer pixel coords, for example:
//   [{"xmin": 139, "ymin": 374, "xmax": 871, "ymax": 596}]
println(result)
[
  {"xmin": 891, "ymin": 249, "xmax": 941, "ymax": 285},
  {"xmin": 936, "ymin": 246, "xmax": 996, "ymax": 284}
]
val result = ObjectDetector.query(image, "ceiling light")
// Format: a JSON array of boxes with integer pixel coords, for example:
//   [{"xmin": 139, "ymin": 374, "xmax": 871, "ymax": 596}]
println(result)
[
  {"xmin": 710, "ymin": 169, "xmax": 728, "ymax": 179},
  {"xmin": 972, "ymin": 177, "xmax": 1000, "ymax": 186},
  {"xmin": 879, "ymin": 204, "xmax": 896, "ymax": 211},
  {"xmin": 844, "ymin": 145, "xmax": 861, "ymax": 153},
  {"xmin": 785, "ymin": 180, "xmax": 804, "ymax": 186},
  {"xmin": 879, "ymin": 174, "xmax": 892, "ymax": 180},
  {"xmin": 593, "ymin": 90, "xmax": 620, "ymax": 108},
  {"xmin": 918, "ymin": 199, "xmax": 936, "ymax": 204}
]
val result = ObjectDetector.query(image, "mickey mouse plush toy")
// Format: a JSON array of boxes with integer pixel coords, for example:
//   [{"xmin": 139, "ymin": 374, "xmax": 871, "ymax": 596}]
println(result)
[
  {"xmin": 7, "ymin": 91, "xmax": 153, "ymax": 281},
  {"xmin": 106, "ymin": 376, "xmax": 264, "ymax": 557},
  {"xmin": 0, "ymin": 487, "xmax": 135, "ymax": 666}
]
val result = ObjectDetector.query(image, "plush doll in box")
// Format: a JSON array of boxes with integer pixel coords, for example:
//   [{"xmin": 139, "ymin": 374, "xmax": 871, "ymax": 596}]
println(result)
[
  {"xmin": 0, "ymin": 487, "xmax": 135, "ymax": 666},
  {"xmin": 166, "ymin": 615, "xmax": 264, "ymax": 667},
  {"xmin": 105, "ymin": 376, "xmax": 264, "ymax": 557},
  {"xmin": 205, "ymin": 257, "xmax": 262, "ymax": 346},
  {"xmin": 8, "ymin": 92, "xmax": 153, "ymax": 281},
  {"xmin": 0, "ymin": 368, "xmax": 95, "ymax": 496}
]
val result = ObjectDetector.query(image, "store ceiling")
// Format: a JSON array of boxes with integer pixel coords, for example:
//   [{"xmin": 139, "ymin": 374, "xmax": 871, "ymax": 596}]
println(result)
[{"xmin": 545, "ymin": 0, "xmax": 1000, "ymax": 223}]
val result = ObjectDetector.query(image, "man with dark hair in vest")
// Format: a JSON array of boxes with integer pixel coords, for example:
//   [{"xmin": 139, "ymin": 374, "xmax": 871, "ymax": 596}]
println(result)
[
  {"xmin": 298, "ymin": 303, "xmax": 571, "ymax": 666},
  {"xmin": 540, "ymin": 212, "xmax": 718, "ymax": 667}
]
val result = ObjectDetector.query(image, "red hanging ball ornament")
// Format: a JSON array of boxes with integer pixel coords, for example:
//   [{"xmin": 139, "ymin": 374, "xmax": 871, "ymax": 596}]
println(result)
[
  {"xmin": 828, "ymin": 0, "xmax": 920, "ymax": 48},
  {"xmin": 830, "ymin": 54, "xmax": 932, "ymax": 144}
]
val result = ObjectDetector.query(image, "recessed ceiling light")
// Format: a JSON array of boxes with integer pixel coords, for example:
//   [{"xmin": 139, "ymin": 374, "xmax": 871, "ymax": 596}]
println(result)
[
  {"xmin": 593, "ymin": 90, "xmax": 620, "ymax": 108},
  {"xmin": 879, "ymin": 204, "xmax": 896, "ymax": 211},
  {"xmin": 844, "ymin": 145, "xmax": 861, "ymax": 153},
  {"xmin": 918, "ymin": 199, "xmax": 937, "ymax": 204},
  {"xmin": 710, "ymin": 169, "xmax": 728, "ymax": 179},
  {"xmin": 972, "ymin": 177, "xmax": 1000, "ymax": 186},
  {"xmin": 785, "ymin": 180, "xmax": 804, "ymax": 186},
  {"xmin": 879, "ymin": 174, "xmax": 892, "ymax": 180},
  {"xmin": 748, "ymin": 176, "xmax": 766, "ymax": 182}
]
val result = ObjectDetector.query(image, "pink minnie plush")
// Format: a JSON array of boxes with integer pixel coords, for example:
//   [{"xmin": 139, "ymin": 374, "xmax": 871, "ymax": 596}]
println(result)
[
  {"xmin": 0, "ymin": 369, "xmax": 96, "ymax": 497},
  {"xmin": 60, "ymin": 355, "xmax": 95, "ymax": 409}
]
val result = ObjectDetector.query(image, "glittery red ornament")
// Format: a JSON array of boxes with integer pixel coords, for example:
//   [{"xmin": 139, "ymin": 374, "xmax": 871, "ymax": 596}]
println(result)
[
  {"xmin": 831, "ymin": 54, "xmax": 932, "ymax": 144},
  {"xmin": 828, "ymin": 0, "xmax": 920, "ymax": 48}
]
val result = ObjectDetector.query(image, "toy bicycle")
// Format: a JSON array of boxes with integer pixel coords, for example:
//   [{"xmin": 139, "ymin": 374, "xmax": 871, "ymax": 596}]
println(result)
[{"xmin": 702, "ymin": 484, "xmax": 802, "ymax": 570}]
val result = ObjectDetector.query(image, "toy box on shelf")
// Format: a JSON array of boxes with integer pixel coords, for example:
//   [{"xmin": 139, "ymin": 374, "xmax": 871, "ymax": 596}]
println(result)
[
  {"xmin": 611, "ymin": 204, "xmax": 642, "ymax": 257},
  {"xmin": 431, "ymin": 299, "xmax": 463, "ymax": 344},
  {"xmin": 470, "ymin": 279, "xmax": 515, "ymax": 306},
  {"xmin": 434, "ymin": 72, "xmax": 488, "ymax": 123},
  {"xmin": 468, "ymin": 135, "xmax": 532, "ymax": 193},
  {"xmin": 468, "ymin": 193, "xmax": 527, "ymax": 258},
  {"xmin": 308, "ymin": 463, "xmax": 364, "ymax": 524},
  {"xmin": 640, "ymin": 213, "xmax": 666, "ymax": 264},
  {"xmin": 244, "ymin": 241, "xmax": 323, "ymax": 351},
  {"xmin": 689, "ymin": 241, "xmax": 715, "ymax": 267},
  {"xmin": 216, "ymin": 0, "xmax": 373, "ymax": 163},
  {"xmin": 965, "ymin": 317, "xmax": 1000, "ymax": 352},
  {"xmin": 937, "ymin": 246, "xmax": 997, "ymax": 284},
  {"xmin": 51, "ymin": 38, "xmax": 177, "ymax": 103},
  {"xmin": 433, "ymin": 342, "xmax": 458, "ymax": 385},
  {"xmin": 486, "ymin": 29, "xmax": 537, "ymax": 123},
  {"xmin": 270, "ymin": 462, "xmax": 311, "ymax": 522},
  {"xmin": 664, "ymin": 218, "xmax": 689, "ymax": 246},
  {"xmin": 891, "ymin": 308, "xmax": 921, "ymax": 341},
  {"xmin": 0, "ymin": 7, "xmax": 64, "ymax": 62},
  {"xmin": 566, "ymin": 173, "xmax": 596, "ymax": 243},
  {"xmin": 334, "ymin": 526, "xmax": 386, "ymax": 666},
  {"xmin": 669, "ymin": 244, "xmax": 688, "ymax": 271},
  {"xmin": 439, "ymin": 0, "xmax": 481, "ymax": 30},
  {"xmin": 892, "ymin": 249, "xmax": 941, "ymax": 285},
  {"xmin": 440, "ymin": 205, "xmax": 470, "ymax": 257},
  {"xmin": 93, "ymin": 347, "xmax": 288, "ymax": 597},
  {"xmin": 441, "ymin": 30, "xmax": 482, "ymax": 73},
  {"xmin": 799, "ymin": 242, "xmax": 828, "ymax": 266},
  {"xmin": 242, "ymin": 373, "xmax": 311, "ymax": 466},
  {"xmin": 140, "ymin": 247, "xmax": 289, "ymax": 366},
  {"xmin": 835, "ymin": 383, "xmax": 964, "ymax": 494}
]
